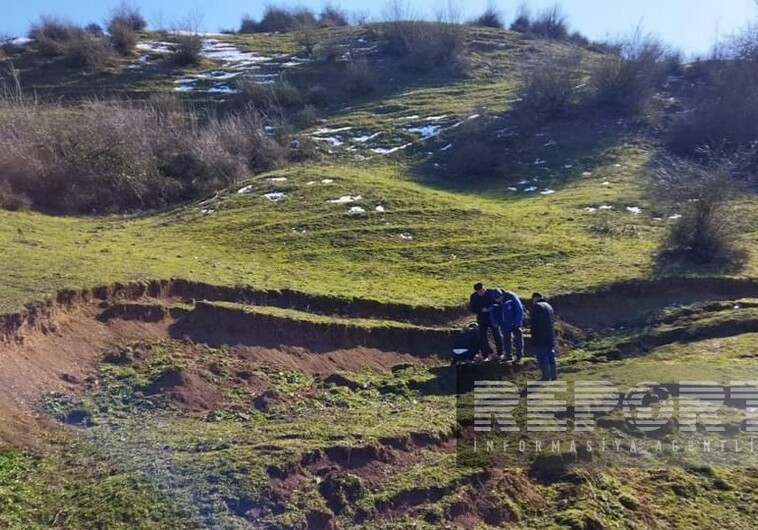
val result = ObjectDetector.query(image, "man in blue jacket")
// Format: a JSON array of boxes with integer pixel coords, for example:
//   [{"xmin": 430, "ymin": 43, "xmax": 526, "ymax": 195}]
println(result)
[
  {"xmin": 469, "ymin": 282, "xmax": 504, "ymax": 361},
  {"xmin": 492, "ymin": 290, "xmax": 524, "ymax": 363},
  {"xmin": 530, "ymin": 292, "xmax": 557, "ymax": 381}
]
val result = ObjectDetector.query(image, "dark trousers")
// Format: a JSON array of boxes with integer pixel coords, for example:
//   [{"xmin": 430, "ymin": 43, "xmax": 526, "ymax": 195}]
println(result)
[
  {"xmin": 502, "ymin": 327, "xmax": 524, "ymax": 360},
  {"xmin": 534, "ymin": 346, "xmax": 558, "ymax": 381},
  {"xmin": 477, "ymin": 318, "xmax": 503, "ymax": 355}
]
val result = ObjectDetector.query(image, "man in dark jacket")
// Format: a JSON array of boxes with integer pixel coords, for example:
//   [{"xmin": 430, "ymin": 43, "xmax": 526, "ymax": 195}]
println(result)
[
  {"xmin": 530, "ymin": 292, "xmax": 557, "ymax": 381},
  {"xmin": 469, "ymin": 282, "xmax": 504, "ymax": 361}
]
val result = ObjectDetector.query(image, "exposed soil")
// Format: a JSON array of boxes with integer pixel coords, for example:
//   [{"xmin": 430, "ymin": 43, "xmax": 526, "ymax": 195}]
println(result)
[{"xmin": 2, "ymin": 275, "xmax": 757, "ymax": 450}]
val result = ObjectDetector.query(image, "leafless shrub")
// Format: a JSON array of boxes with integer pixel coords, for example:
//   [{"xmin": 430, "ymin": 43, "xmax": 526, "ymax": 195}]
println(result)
[
  {"xmin": 515, "ymin": 49, "xmax": 584, "ymax": 124},
  {"xmin": 0, "ymin": 98, "xmax": 283, "ymax": 214},
  {"xmin": 345, "ymin": 58, "xmax": 377, "ymax": 95},
  {"xmin": 235, "ymin": 77, "xmax": 304, "ymax": 116},
  {"xmin": 669, "ymin": 25, "xmax": 758, "ymax": 162},
  {"xmin": 171, "ymin": 33, "xmax": 203, "ymax": 66},
  {"xmin": 108, "ymin": 3, "xmax": 147, "ymax": 32},
  {"xmin": 294, "ymin": 19, "xmax": 320, "ymax": 57},
  {"xmin": 510, "ymin": 3, "xmax": 532, "ymax": 33},
  {"xmin": 319, "ymin": 5, "xmax": 350, "ymax": 27},
  {"xmin": 29, "ymin": 16, "xmax": 81, "ymax": 57},
  {"xmin": 239, "ymin": 15, "xmax": 259, "ymax": 34},
  {"xmin": 589, "ymin": 31, "xmax": 668, "ymax": 115},
  {"xmin": 108, "ymin": 22, "xmax": 137, "ymax": 56},
  {"xmin": 63, "ymin": 33, "xmax": 114, "ymax": 71},
  {"xmin": 380, "ymin": 20, "xmax": 466, "ymax": 73},
  {"xmin": 471, "ymin": 6, "xmax": 504, "ymax": 29},
  {"xmin": 650, "ymin": 151, "xmax": 752, "ymax": 265},
  {"xmin": 530, "ymin": 5, "xmax": 569, "ymax": 40}
]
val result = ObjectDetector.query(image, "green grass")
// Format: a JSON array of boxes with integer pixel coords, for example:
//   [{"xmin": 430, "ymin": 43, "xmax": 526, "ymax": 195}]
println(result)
[{"xmin": 0, "ymin": 153, "xmax": 668, "ymax": 313}]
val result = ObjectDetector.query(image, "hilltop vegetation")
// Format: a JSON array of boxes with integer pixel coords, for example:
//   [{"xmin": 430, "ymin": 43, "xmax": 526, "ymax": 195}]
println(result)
[{"xmin": 1, "ymin": 3, "xmax": 758, "ymax": 529}]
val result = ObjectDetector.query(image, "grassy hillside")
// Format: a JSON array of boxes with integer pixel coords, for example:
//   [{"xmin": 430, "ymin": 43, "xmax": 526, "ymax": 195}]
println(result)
[{"xmin": 2, "ymin": 18, "xmax": 758, "ymax": 530}]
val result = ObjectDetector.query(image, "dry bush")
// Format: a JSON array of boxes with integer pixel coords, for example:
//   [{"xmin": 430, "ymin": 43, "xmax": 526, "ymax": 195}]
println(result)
[
  {"xmin": 380, "ymin": 20, "xmax": 466, "ymax": 73},
  {"xmin": 294, "ymin": 20, "xmax": 320, "ymax": 57},
  {"xmin": 472, "ymin": 7, "xmax": 504, "ymax": 29},
  {"xmin": 63, "ymin": 33, "xmax": 113, "ymax": 71},
  {"xmin": 108, "ymin": 4, "xmax": 147, "ymax": 32},
  {"xmin": 258, "ymin": 6, "xmax": 297, "ymax": 33},
  {"xmin": 239, "ymin": 15, "xmax": 259, "ymax": 34},
  {"xmin": 344, "ymin": 59, "xmax": 377, "ymax": 95},
  {"xmin": 650, "ymin": 152, "xmax": 751, "ymax": 265},
  {"xmin": 235, "ymin": 78, "xmax": 304, "ymax": 115},
  {"xmin": 171, "ymin": 33, "xmax": 203, "ymax": 66},
  {"xmin": 108, "ymin": 22, "xmax": 137, "ymax": 56},
  {"xmin": 509, "ymin": 3, "xmax": 532, "ymax": 33},
  {"xmin": 589, "ymin": 32, "xmax": 668, "ymax": 116},
  {"xmin": 515, "ymin": 49, "xmax": 584, "ymax": 125},
  {"xmin": 530, "ymin": 5, "xmax": 569, "ymax": 40},
  {"xmin": 669, "ymin": 26, "xmax": 758, "ymax": 163},
  {"xmin": 293, "ymin": 104, "xmax": 319, "ymax": 127},
  {"xmin": 319, "ymin": 5, "xmax": 350, "ymax": 27},
  {"xmin": 29, "ymin": 16, "xmax": 81, "ymax": 57},
  {"xmin": 0, "ymin": 98, "xmax": 283, "ymax": 214}
]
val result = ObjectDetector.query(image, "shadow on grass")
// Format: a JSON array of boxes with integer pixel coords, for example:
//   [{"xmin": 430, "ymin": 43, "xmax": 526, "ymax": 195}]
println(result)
[{"xmin": 408, "ymin": 110, "xmax": 640, "ymax": 197}]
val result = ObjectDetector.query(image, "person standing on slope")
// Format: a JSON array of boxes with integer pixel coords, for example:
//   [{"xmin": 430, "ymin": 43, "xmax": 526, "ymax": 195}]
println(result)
[
  {"xmin": 469, "ymin": 282, "xmax": 504, "ymax": 361},
  {"xmin": 492, "ymin": 289, "xmax": 525, "ymax": 363},
  {"xmin": 530, "ymin": 292, "xmax": 557, "ymax": 381}
]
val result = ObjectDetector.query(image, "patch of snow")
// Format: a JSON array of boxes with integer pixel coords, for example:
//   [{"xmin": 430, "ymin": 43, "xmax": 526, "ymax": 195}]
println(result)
[
  {"xmin": 200, "ymin": 39, "xmax": 269, "ymax": 64},
  {"xmin": 375, "ymin": 205, "xmax": 385, "ymax": 212},
  {"xmin": 440, "ymin": 143, "xmax": 453, "ymax": 152},
  {"xmin": 201, "ymin": 208, "xmax": 215, "ymax": 214},
  {"xmin": 351, "ymin": 132, "xmax": 382, "ymax": 143},
  {"xmin": 321, "ymin": 179, "xmax": 334, "ymax": 184},
  {"xmin": 306, "ymin": 181, "xmax": 316, "ymax": 185},
  {"xmin": 534, "ymin": 158, "xmax": 546, "ymax": 165},
  {"xmin": 517, "ymin": 179, "xmax": 529, "ymax": 185},
  {"xmin": 544, "ymin": 140, "xmax": 557, "ymax": 147},
  {"xmin": 399, "ymin": 233, "xmax": 413, "ymax": 240},
  {"xmin": 540, "ymin": 189, "xmax": 556, "ymax": 195},
  {"xmin": 467, "ymin": 114, "xmax": 480, "ymax": 120},
  {"xmin": 424, "ymin": 115, "xmax": 448, "ymax": 121},
  {"xmin": 584, "ymin": 207, "xmax": 597, "ymax": 213},
  {"xmin": 408, "ymin": 125, "xmax": 442, "ymax": 139},
  {"xmin": 582, "ymin": 171, "xmax": 592, "ymax": 177},
  {"xmin": 292, "ymin": 227, "xmax": 307, "ymax": 234},
  {"xmin": 626, "ymin": 206, "xmax": 642, "ymax": 215},
  {"xmin": 506, "ymin": 187, "xmax": 518, "ymax": 191},
  {"xmin": 314, "ymin": 126, "xmax": 353, "ymax": 134},
  {"xmin": 264, "ymin": 192, "xmax": 286, "ymax": 201},
  {"xmin": 207, "ymin": 84, "xmax": 237, "ymax": 94},
  {"xmin": 523, "ymin": 186, "xmax": 538, "ymax": 192},
  {"xmin": 652, "ymin": 217, "xmax": 663, "ymax": 221},
  {"xmin": 669, "ymin": 213, "xmax": 683, "ymax": 220},
  {"xmin": 136, "ymin": 41, "xmax": 174, "ymax": 54},
  {"xmin": 614, "ymin": 163, "xmax": 622, "ymax": 168},
  {"xmin": 348, "ymin": 206, "xmax": 365, "ymax": 214},
  {"xmin": 396, "ymin": 115, "xmax": 420, "ymax": 121},
  {"xmin": 372, "ymin": 143, "xmax": 412, "ymax": 154},
  {"xmin": 238, "ymin": 185, "xmax": 254, "ymax": 194},
  {"xmin": 327, "ymin": 195, "xmax": 362, "ymax": 204},
  {"xmin": 267, "ymin": 177, "xmax": 288, "ymax": 182},
  {"xmin": 10, "ymin": 37, "xmax": 32, "ymax": 47},
  {"xmin": 564, "ymin": 164, "xmax": 573, "ymax": 169},
  {"xmin": 599, "ymin": 205, "xmax": 613, "ymax": 210},
  {"xmin": 313, "ymin": 136, "xmax": 344, "ymax": 147}
]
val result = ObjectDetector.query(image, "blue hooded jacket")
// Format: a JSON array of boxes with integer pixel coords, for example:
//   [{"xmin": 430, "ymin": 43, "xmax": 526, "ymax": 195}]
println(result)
[{"xmin": 487, "ymin": 290, "xmax": 524, "ymax": 329}]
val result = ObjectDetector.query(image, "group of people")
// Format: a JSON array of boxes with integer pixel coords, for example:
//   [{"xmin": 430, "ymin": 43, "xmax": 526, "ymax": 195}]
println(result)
[{"xmin": 452, "ymin": 282, "xmax": 558, "ymax": 381}]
